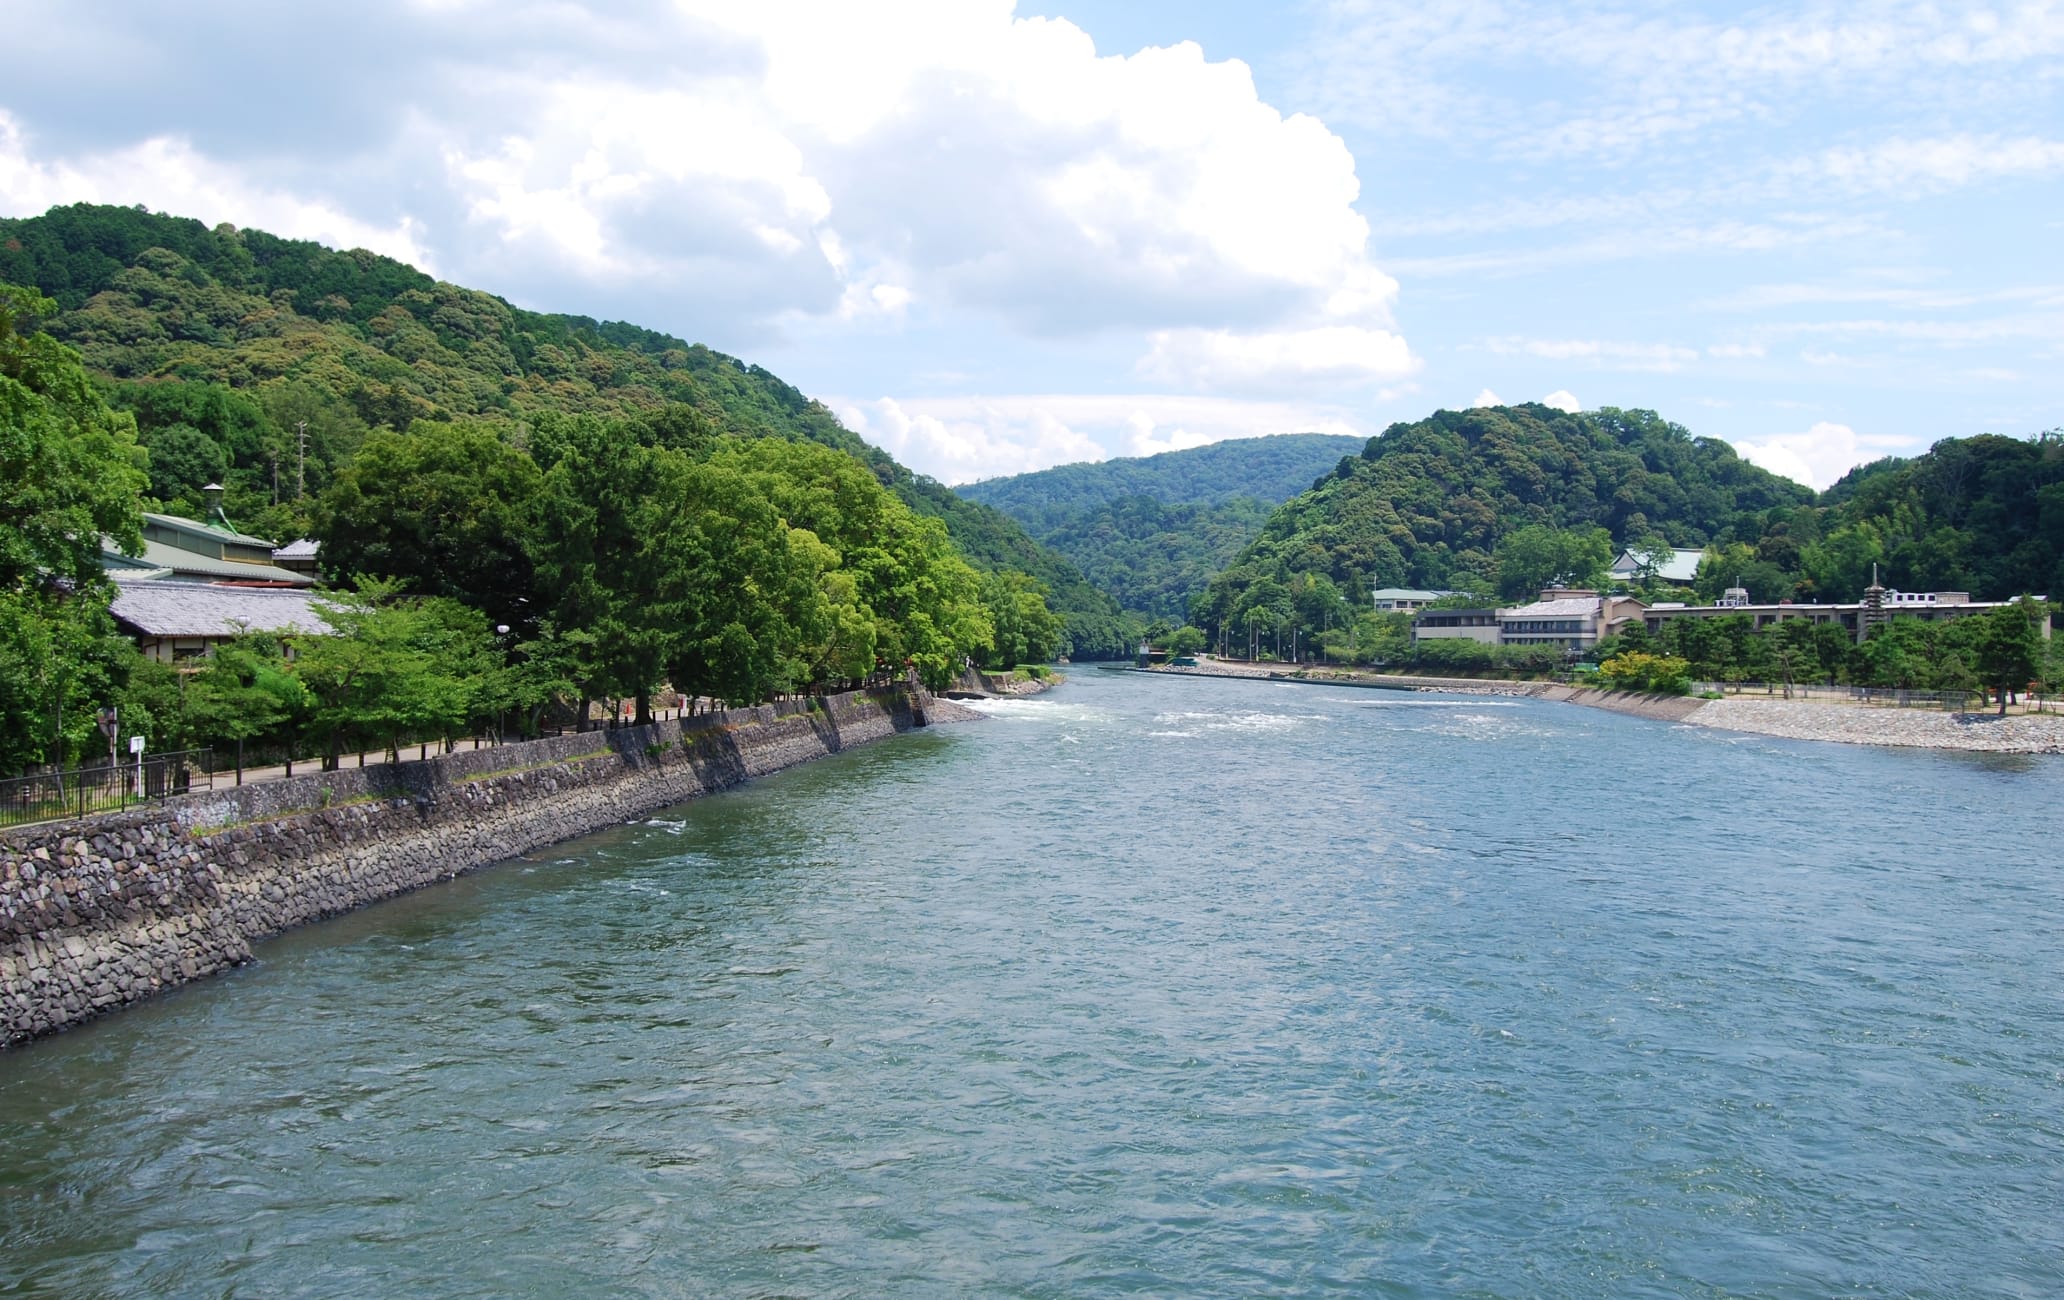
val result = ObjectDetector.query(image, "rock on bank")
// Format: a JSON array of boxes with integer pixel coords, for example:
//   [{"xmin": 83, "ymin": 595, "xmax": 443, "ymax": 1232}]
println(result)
[{"xmin": 1, "ymin": 687, "xmax": 949, "ymax": 1046}]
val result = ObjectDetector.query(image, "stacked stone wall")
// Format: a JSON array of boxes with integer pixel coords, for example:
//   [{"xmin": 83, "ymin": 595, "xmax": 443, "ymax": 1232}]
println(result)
[{"xmin": 1, "ymin": 688, "xmax": 925, "ymax": 1045}]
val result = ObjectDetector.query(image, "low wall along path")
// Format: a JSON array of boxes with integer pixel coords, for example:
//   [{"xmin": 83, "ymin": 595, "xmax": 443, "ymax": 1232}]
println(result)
[{"xmin": 1, "ymin": 688, "xmax": 943, "ymax": 1046}]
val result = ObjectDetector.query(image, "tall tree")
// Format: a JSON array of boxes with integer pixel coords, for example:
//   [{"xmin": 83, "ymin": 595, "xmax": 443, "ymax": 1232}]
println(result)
[
  {"xmin": 314, "ymin": 420, "xmax": 545, "ymax": 632},
  {"xmin": 1970, "ymin": 598, "xmax": 2045, "ymax": 715},
  {"xmin": 0, "ymin": 284, "xmax": 149, "ymax": 773},
  {"xmin": 1495, "ymin": 524, "xmax": 1613, "ymax": 601}
]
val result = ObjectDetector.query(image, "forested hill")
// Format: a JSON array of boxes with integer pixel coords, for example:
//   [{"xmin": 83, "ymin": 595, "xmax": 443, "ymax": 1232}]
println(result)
[
  {"xmin": 959, "ymin": 433, "xmax": 1363, "ymax": 529},
  {"xmin": 1194, "ymin": 403, "xmax": 1815, "ymax": 630},
  {"xmin": 955, "ymin": 433, "xmax": 1364, "ymax": 619},
  {"xmin": 0, "ymin": 203, "xmax": 1128, "ymax": 656}
]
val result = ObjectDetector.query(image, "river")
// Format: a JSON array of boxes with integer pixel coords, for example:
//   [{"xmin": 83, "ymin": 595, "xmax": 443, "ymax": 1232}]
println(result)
[{"xmin": 3, "ymin": 669, "xmax": 2061, "ymax": 1297}]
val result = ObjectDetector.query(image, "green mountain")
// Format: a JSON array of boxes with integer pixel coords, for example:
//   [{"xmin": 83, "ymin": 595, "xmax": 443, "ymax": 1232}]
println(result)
[
  {"xmin": 0, "ymin": 202, "xmax": 1129, "ymax": 657},
  {"xmin": 1194, "ymin": 403, "xmax": 1815, "ymax": 631},
  {"xmin": 957, "ymin": 433, "xmax": 1363, "ymax": 618},
  {"xmin": 1753, "ymin": 431, "xmax": 2064, "ymax": 603}
]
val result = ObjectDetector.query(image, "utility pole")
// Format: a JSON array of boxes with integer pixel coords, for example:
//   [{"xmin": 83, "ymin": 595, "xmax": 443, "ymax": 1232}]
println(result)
[{"xmin": 296, "ymin": 420, "xmax": 309, "ymax": 499}]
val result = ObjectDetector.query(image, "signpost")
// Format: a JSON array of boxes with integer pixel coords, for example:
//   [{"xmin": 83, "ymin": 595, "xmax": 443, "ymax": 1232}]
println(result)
[{"xmin": 130, "ymin": 734, "xmax": 144, "ymax": 798}]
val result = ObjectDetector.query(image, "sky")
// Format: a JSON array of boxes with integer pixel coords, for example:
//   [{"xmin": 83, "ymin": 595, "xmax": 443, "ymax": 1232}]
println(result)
[{"xmin": 2, "ymin": 0, "xmax": 2059, "ymax": 489}]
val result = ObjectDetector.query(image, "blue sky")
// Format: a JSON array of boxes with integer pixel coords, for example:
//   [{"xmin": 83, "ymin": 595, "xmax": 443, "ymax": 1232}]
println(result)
[{"xmin": 2, "ymin": 0, "xmax": 2058, "ymax": 488}]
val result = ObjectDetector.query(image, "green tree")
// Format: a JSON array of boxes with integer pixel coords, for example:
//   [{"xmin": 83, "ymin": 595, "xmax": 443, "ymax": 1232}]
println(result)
[
  {"xmin": 1, "ymin": 284, "xmax": 147, "ymax": 590},
  {"xmin": 291, "ymin": 580, "xmax": 492, "ymax": 766},
  {"xmin": 314, "ymin": 420, "xmax": 545, "ymax": 632},
  {"xmin": 0, "ymin": 284, "xmax": 150, "ymax": 773},
  {"xmin": 143, "ymin": 422, "xmax": 229, "ymax": 506},
  {"xmin": 1970, "ymin": 598, "xmax": 2044, "ymax": 715},
  {"xmin": 1495, "ymin": 524, "xmax": 1613, "ymax": 601},
  {"xmin": 186, "ymin": 634, "xmax": 306, "ymax": 778},
  {"xmin": 980, "ymin": 570, "xmax": 1064, "ymax": 668},
  {"xmin": 647, "ymin": 452, "xmax": 828, "ymax": 707}
]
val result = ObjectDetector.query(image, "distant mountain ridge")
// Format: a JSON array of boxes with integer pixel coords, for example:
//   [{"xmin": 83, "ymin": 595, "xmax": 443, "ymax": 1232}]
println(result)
[
  {"xmin": 959, "ymin": 433, "xmax": 1364, "ymax": 528},
  {"xmin": 956, "ymin": 434, "xmax": 1365, "ymax": 619}
]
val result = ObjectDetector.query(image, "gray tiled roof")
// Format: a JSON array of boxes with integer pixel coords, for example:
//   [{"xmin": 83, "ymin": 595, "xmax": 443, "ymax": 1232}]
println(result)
[
  {"xmin": 272, "ymin": 538, "xmax": 321, "ymax": 561},
  {"xmin": 1610, "ymin": 548, "xmax": 1703, "ymax": 583},
  {"xmin": 109, "ymin": 580, "xmax": 336, "ymax": 639}
]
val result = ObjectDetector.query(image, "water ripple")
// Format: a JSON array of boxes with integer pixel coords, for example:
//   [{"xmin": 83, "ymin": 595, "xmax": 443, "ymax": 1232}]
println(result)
[{"xmin": 3, "ymin": 672, "xmax": 2062, "ymax": 1296}]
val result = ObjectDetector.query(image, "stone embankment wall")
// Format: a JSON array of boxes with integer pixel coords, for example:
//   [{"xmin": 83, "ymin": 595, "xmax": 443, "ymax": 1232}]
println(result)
[
  {"xmin": 945, "ymin": 667, "xmax": 1056, "ymax": 698},
  {"xmin": 1, "ymin": 689, "xmax": 931, "ymax": 1046},
  {"xmin": 1561, "ymin": 687, "xmax": 1710, "ymax": 722}
]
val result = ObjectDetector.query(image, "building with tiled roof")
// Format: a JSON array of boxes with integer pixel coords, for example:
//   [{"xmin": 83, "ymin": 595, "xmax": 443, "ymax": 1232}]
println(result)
[
  {"xmin": 1414, "ymin": 588, "xmax": 1648, "ymax": 653},
  {"xmin": 272, "ymin": 538, "xmax": 322, "ymax": 578},
  {"xmin": 99, "ymin": 489, "xmax": 315, "ymax": 587},
  {"xmin": 109, "ymin": 580, "xmax": 335, "ymax": 662},
  {"xmin": 1609, "ymin": 547, "xmax": 1703, "ymax": 587}
]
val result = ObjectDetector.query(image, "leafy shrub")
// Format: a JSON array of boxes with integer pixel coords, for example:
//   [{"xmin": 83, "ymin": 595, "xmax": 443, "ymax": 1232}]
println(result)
[{"xmin": 1596, "ymin": 651, "xmax": 1694, "ymax": 695}]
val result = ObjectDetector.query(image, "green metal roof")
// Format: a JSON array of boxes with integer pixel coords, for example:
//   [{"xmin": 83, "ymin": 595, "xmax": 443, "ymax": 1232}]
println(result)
[{"xmin": 101, "ymin": 537, "xmax": 316, "ymax": 586}]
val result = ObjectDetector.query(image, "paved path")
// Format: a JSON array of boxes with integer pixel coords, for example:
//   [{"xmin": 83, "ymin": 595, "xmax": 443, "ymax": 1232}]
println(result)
[{"xmin": 207, "ymin": 707, "xmax": 700, "ymax": 789}]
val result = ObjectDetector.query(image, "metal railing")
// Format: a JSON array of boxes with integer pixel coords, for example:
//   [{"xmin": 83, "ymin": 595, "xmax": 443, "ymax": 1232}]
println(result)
[{"xmin": 0, "ymin": 749, "xmax": 215, "ymax": 829}]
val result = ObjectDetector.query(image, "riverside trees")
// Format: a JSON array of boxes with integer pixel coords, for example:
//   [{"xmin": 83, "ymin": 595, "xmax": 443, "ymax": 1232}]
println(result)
[
  {"xmin": 0, "ymin": 271, "xmax": 1052, "ymax": 775},
  {"xmin": 0, "ymin": 286, "xmax": 150, "ymax": 773},
  {"xmin": 1593, "ymin": 602, "xmax": 2055, "ymax": 706},
  {"xmin": 300, "ymin": 413, "xmax": 1025, "ymax": 738}
]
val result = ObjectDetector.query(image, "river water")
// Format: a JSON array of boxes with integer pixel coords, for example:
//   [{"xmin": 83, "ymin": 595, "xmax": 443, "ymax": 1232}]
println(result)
[{"xmin": 4, "ymin": 670, "xmax": 2062, "ymax": 1297}]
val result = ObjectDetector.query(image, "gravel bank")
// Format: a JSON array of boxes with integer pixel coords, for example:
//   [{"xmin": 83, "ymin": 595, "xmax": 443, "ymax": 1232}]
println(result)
[{"xmin": 1690, "ymin": 696, "xmax": 2064, "ymax": 754}]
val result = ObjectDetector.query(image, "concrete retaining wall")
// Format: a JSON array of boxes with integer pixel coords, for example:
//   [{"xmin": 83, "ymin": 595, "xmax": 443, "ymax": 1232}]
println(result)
[
  {"xmin": 1562, "ymin": 687, "xmax": 1710, "ymax": 722},
  {"xmin": 1, "ymin": 688, "xmax": 928, "ymax": 1046}
]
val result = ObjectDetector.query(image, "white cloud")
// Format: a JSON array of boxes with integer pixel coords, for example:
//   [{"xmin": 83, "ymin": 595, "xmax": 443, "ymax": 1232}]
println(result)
[
  {"xmin": 1486, "ymin": 336, "xmax": 1700, "ymax": 372},
  {"xmin": 435, "ymin": 2, "xmax": 1402, "ymax": 351},
  {"xmin": 1299, "ymin": 2, "xmax": 2064, "ymax": 155},
  {"xmin": 1807, "ymin": 134, "xmax": 2064, "ymax": 194},
  {"xmin": 2, "ymin": 3, "xmax": 1403, "ymax": 375},
  {"xmin": 1706, "ymin": 343, "xmax": 1767, "ymax": 359},
  {"xmin": 1541, "ymin": 390, "xmax": 1582, "ymax": 412},
  {"xmin": 1732, "ymin": 420, "xmax": 1918, "ymax": 489},
  {"xmin": 1136, "ymin": 325, "xmax": 1417, "ymax": 391},
  {"xmin": 838, "ymin": 393, "xmax": 1367, "ymax": 483},
  {"xmin": 1472, "ymin": 388, "xmax": 1503, "ymax": 408},
  {"xmin": 0, "ymin": 111, "xmax": 432, "ymax": 269}
]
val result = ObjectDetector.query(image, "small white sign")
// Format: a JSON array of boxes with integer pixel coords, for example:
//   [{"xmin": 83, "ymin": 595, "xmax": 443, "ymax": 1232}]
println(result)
[{"xmin": 128, "ymin": 735, "xmax": 145, "ymax": 755}]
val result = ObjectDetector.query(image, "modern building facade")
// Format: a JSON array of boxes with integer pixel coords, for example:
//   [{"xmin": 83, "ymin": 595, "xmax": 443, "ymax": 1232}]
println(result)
[
  {"xmin": 1413, "ymin": 589, "xmax": 1647, "ymax": 653},
  {"xmin": 1371, "ymin": 587, "xmax": 1458, "ymax": 613}
]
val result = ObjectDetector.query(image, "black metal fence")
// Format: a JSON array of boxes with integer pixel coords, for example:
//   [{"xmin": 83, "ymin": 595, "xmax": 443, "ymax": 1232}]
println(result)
[{"xmin": 0, "ymin": 750, "xmax": 215, "ymax": 830}]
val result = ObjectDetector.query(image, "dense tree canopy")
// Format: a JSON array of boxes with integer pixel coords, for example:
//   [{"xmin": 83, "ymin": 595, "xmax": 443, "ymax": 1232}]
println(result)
[
  {"xmin": 0, "ymin": 202, "xmax": 1124, "ymax": 656},
  {"xmin": 0, "ymin": 285, "xmax": 149, "ymax": 774},
  {"xmin": 315, "ymin": 420, "xmax": 545, "ymax": 631},
  {"xmin": 0, "ymin": 202, "xmax": 1091, "ymax": 777}
]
